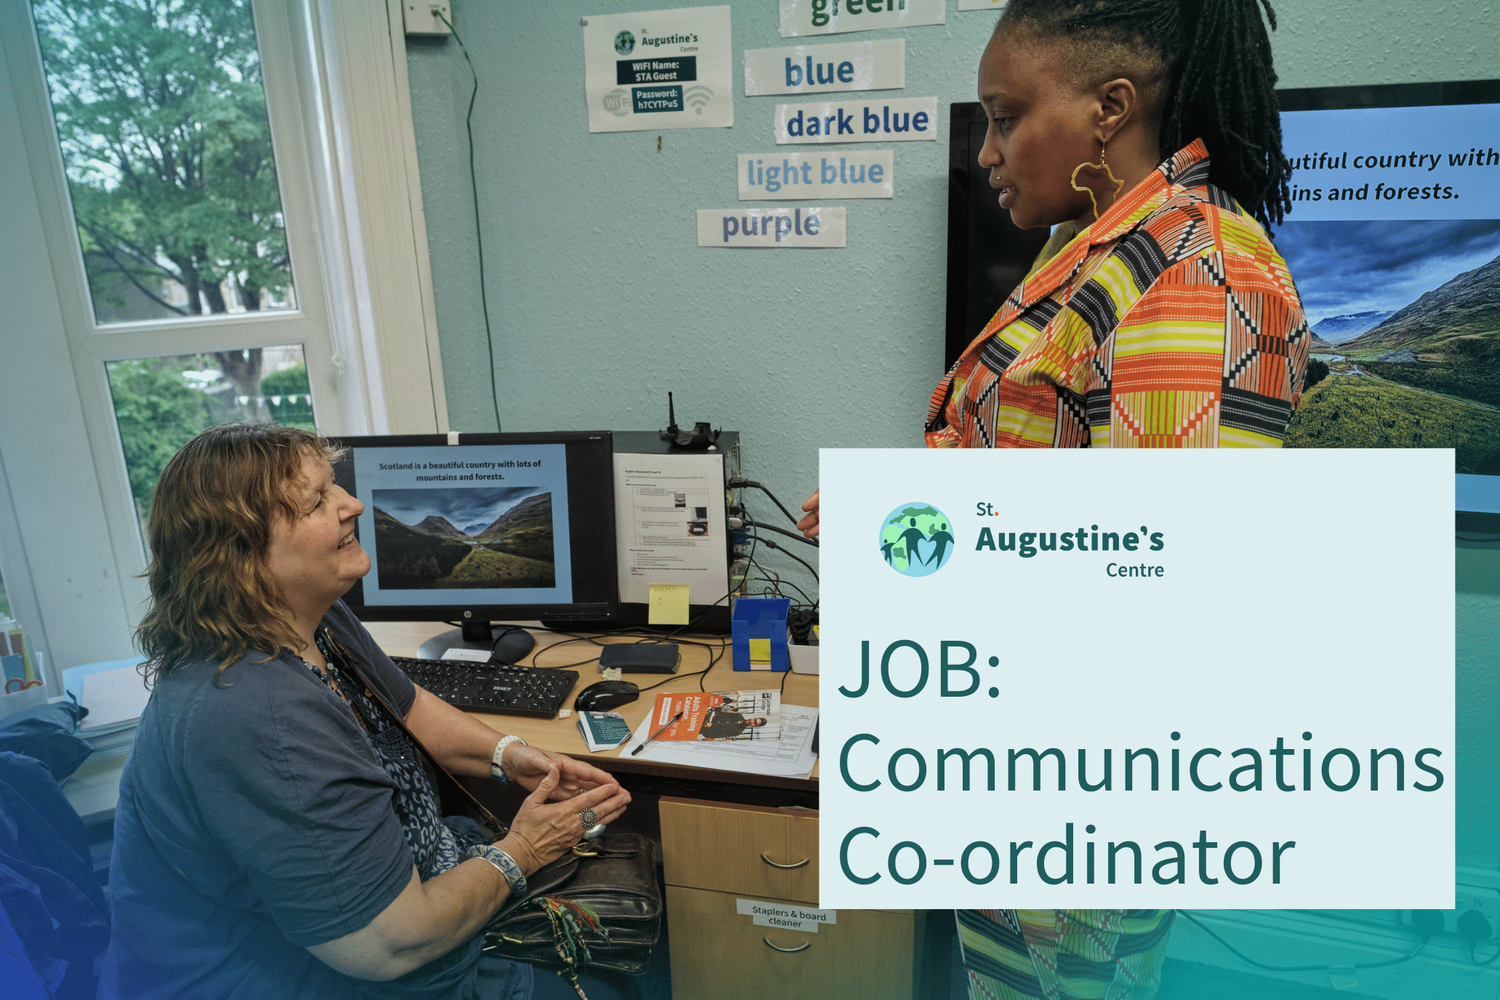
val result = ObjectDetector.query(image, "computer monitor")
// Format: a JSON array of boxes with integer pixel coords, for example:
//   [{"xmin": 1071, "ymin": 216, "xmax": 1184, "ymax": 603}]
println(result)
[
  {"xmin": 1275, "ymin": 79, "xmax": 1500, "ymax": 530},
  {"xmin": 946, "ymin": 79, "xmax": 1500, "ymax": 527},
  {"xmin": 330, "ymin": 431, "xmax": 618, "ymax": 656}
]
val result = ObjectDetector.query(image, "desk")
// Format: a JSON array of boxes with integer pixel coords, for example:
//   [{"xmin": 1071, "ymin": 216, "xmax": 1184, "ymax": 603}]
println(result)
[
  {"xmin": 364, "ymin": 621, "xmax": 820, "ymax": 801},
  {"xmin": 367, "ymin": 623, "xmax": 923, "ymax": 999}
]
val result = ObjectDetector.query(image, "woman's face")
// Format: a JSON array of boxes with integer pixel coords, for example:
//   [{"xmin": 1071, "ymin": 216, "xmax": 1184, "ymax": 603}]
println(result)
[
  {"xmin": 265, "ymin": 448, "xmax": 369, "ymax": 615},
  {"xmin": 977, "ymin": 33, "xmax": 1103, "ymax": 231}
]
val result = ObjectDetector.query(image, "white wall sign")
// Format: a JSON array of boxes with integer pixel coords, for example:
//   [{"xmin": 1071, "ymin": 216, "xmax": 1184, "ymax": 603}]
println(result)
[
  {"xmin": 583, "ymin": 6, "xmax": 733, "ymax": 132},
  {"xmin": 780, "ymin": 0, "xmax": 944, "ymax": 37},
  {"xmin": 818, "ymin": 449, "xmax": 1454, "ymax": 909},
  {"xmin": 958, "ymin": 0, "xmax": 1007, "ymax": 10},
  {"xmin": 697, "ymin": 207, "xmax": 846, "ymax": 247},
  {"xmin": 744, "ymin": 39, "xmax": 905, "ymax": 96},
  {"xmin": 739, "ymin": 151, "xmax": 893, "ymax": 199},
  {"xmin": 774, "ymin": 97, "xmax": 937, "ymax": 143}
]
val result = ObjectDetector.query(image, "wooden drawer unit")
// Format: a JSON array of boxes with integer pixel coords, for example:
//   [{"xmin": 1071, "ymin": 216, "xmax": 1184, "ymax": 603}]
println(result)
[
  {"xmin": 660, "ymin": 798, "xmax": 921, "ymax": 999},
  {"xmin": 660, "ymin": 797, "xmax": 819, "ymax": 902},
  {"xmin": 665, "ymin": 886, "xmax": 916, "ymax": 1000}
]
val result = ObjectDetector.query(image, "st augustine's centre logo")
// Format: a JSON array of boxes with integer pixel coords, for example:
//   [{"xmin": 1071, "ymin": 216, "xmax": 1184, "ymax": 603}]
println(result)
[{"xmin": 878, "ymin": 502, "xmax": 955, "ymax": 577}]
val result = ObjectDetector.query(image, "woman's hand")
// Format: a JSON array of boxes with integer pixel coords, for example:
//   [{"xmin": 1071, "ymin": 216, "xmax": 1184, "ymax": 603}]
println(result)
[
  {"xmin": 797, "ymin": 489, "xmax": 820, "ymax": 539},
  {"xmin": 498, "ymin": 766, "xmax": 632, "ymax": 874},
  {"xmin": 503, "ymin": 743, "xmax": 616, "ymax": 799},
  {"xmin": 308, "ymin": 768, "xmax": 629, "ymax": 981}
]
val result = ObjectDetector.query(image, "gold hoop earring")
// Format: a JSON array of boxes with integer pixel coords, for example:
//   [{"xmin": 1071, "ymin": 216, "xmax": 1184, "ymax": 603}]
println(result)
[{"xmin": 1070, "ymin": 139, "xmax": 1125, "ymax": 220}]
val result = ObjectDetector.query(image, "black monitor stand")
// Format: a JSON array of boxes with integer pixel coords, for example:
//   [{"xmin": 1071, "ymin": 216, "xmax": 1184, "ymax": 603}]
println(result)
[{"xmin": 416, "ymin": 622, "xmax": 537, "ymax": 664}]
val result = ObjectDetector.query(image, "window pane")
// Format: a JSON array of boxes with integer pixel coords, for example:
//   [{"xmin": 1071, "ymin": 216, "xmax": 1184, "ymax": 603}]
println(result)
[
  {"xmin": 31, "ymin": 0, "xmax": 296, "ymax": 325},
  {"xmin": 106, "ymin": 346, "xmax": 316, "ymax": 547},
  {"xmin": 0, "ymin": 552, "xmax": 34, "ymax": 686}
]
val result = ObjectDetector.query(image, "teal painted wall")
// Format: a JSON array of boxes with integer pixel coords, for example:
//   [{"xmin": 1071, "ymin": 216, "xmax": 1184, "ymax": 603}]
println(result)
[{"xmin": 406, "ymin": 2, "xmax": 1500, "ymax": 872}]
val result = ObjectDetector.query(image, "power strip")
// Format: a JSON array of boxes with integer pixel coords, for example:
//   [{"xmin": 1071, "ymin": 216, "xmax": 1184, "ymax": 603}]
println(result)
[{"xmin": 1401, "ymin": 882, "xmax": 1500, "ymax": 939}]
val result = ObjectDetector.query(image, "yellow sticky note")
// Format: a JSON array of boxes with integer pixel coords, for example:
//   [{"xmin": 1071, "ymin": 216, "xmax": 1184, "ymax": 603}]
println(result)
[
  {"xmin": 648, "ymin": 584, "xmax": 691, "ymax": 625},
  {"xmin": 748, "ymin": 638, "xmax": 772, "ymax": 663}
]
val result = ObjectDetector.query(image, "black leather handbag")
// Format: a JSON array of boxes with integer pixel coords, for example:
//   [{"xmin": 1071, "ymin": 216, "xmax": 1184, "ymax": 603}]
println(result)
[{"xmin": 482, "ymin": 831, "xmax": 661, "ymax": 976}]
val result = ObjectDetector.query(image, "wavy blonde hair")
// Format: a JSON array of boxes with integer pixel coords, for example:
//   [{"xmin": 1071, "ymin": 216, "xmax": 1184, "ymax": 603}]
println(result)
[{"xmin": 136, "ymin": 423, "xmax": 345, "ymax": 685}]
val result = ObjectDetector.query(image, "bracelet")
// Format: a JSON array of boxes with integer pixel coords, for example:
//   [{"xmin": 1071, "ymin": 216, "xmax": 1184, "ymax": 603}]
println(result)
[
  {"xmin": 490, "ymin": 735, "xmax": 527, "ymax": 783},
  {"xmin": 464, "ymin": 843, "xmax": 527, "ymax": 896}
]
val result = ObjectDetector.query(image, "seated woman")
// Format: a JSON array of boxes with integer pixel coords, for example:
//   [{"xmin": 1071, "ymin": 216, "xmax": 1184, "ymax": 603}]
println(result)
[
  {"xmin": 100, "ymin": 423, "xmax": 632, "ymax": 1000},
  {"xmin": 803, "ymin": 2, "xmax": 1308, "ymax": 997}
]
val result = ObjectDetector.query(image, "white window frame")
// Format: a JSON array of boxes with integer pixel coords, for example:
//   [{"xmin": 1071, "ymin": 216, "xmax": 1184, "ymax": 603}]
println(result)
[{"xmin": 0, "ymin": 0, "xmax": 445, "ymax": 691}]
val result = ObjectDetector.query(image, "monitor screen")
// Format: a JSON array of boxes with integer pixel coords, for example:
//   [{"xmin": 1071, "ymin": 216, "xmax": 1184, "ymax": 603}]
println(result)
[
  {"xmin": 330, "ymin": 431, "xmax": 619, "ymax": 637},
  {"xmin": 946, "ymin": 80, "xmax": 1500, "ymax": 523},
  {"xmin": 1275, "ymin": 80, "xmax": 1500, "ymax": 526}
]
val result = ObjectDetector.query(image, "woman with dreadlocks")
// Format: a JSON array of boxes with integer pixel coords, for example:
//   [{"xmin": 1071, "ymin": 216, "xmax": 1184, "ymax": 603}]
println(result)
[
  {"xmin": 797, "ymin": 0, "xmax": 1308, "ymax": 513},
  {"xmin": 799, "ymin": 1, "xmax": 1306, "ymax": 996},
  {"xmin": 924, "ymin": 0, "xmax": 1308, "ymax": 454},
  {"xmin": 950, "ymin": 3, "xmax": 1301, "ymax": 997}
]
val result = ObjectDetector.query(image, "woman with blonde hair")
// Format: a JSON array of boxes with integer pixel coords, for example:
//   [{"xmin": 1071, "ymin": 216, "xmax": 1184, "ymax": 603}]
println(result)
[{"xmin": 101, "ymin": 423, "xmax": 632, "ymax": 1000}]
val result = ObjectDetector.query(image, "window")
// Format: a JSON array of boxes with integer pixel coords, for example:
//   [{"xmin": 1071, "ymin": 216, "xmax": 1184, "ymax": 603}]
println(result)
[
  {"xmin": 0, "ymin": 0, "xmax": 445, "ymax": 676},
  {"xmin": 106, "ymin": 347, "xmax": 317, "ymax": 552},
  {"xmin": 31, "ymin": 0, "xmax": 298, "ymax": 329}
]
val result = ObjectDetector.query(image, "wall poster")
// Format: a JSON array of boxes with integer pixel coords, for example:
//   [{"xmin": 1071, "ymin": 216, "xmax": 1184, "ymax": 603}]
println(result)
[
  {"xmin": 582, "ymin": 6, "xmax": 733, "ymax": 132},
  {"xmin": 780, "ymin": 0, "xmax": 944, "ymax": 37},
  {"xmin": 744, "ymin": 39, "xmax": 905, "ymax": 96}
]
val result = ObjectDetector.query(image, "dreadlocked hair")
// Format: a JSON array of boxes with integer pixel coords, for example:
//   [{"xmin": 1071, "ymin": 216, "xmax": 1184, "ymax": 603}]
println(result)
[{"xmin": 997, "ymin": 0, "xmax": 1291, "ymax": 233}]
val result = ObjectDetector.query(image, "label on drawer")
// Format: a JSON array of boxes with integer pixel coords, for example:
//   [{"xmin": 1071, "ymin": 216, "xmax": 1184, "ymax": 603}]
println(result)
[{"xmin": 736, "ymin": 898, "xmax": 837, "ymax": 933}]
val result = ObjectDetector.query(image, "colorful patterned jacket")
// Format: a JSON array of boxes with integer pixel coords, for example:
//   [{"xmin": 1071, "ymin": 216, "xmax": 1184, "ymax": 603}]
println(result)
[{"xmin": 926, "ymin": 140, "xmax": 1310, "ymax": 449}]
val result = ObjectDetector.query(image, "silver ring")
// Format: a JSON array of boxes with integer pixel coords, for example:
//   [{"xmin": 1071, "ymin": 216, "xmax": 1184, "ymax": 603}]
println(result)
[
  {"xmin": 583, "ymin": 823, "xmax": 607, "ymax": 840},
  {"xmin": 579, "ymin": 807, "xmax": 599, "ymax": 829}
]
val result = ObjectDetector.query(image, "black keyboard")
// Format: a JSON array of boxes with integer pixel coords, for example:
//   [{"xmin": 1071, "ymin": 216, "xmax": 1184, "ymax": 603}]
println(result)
[{"xmin": 392, "ymin": 657, "xmax": 578, "ymax": 718}]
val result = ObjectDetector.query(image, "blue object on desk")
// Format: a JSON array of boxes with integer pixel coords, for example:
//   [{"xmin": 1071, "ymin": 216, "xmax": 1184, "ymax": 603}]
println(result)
[{"xmin": 731, "ymin": 597, "xmax": 790, "ymax": 672}]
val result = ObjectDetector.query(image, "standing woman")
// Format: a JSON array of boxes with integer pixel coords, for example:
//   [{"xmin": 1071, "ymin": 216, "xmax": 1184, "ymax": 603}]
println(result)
[
  {"xmin": 927, "ymin": 0, "xmax": 1308, "ymax": 453},
  {"xmin": 800, "ymin": 1, "xmax": 1308, "ymax": 997}
]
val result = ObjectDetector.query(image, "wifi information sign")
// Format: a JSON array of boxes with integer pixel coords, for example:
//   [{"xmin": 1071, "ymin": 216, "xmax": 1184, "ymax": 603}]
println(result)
[
  {"xmin": 583, "ymin": 6, "xmax": 733, "ymax": 132},
  {"xmin": 617, "ymin": 56, "xmax": 696, "ymax": 86}
]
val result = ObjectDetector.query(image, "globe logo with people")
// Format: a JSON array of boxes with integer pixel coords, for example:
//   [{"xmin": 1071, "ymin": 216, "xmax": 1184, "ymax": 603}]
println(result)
[{"xmin": 877, "ymin": 502, "xmax": 956, "ymax": 577}]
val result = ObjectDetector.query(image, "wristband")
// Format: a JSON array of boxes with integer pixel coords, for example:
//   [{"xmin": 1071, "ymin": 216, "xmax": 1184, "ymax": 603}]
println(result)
[
  {"xmin": 464, "ymin": 843, "xmax": 527, "ymax": 896},
  {"xmin": 490, "ymin": 735, "xmax": 527, "ymax": 783}
]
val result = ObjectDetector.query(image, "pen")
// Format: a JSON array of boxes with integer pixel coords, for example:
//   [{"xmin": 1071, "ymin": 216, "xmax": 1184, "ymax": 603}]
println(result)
[{"xmin": 630, "ymin": 711, "xmax": 684, "ymax": 756}]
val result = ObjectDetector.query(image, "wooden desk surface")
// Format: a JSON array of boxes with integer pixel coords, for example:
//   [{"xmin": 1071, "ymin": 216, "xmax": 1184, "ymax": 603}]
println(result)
[{"xmin": 365, "ymin": 622, "xmax": 819, "ymax": 792}]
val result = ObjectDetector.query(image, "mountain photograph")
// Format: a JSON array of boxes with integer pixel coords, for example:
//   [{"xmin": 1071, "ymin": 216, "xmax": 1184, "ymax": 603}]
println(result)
[
  {"xmin": 370, "ymin": 487, "xmax": 556, "ymax": 590},
  {"xmin": 1276, "ymin": 219, "xmax": 1500, "ymax": 473}
]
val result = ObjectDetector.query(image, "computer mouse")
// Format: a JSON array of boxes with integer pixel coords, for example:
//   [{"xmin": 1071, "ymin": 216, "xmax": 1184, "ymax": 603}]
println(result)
[
  {"xmin": 574, "ymin": 680, "xmax": 640, "ymax": 713},
  {"xmin": 490, "ymin": 626, "xmax": 536, "ymax": 665}
]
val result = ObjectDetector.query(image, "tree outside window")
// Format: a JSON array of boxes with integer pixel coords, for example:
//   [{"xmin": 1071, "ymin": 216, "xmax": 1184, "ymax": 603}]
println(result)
[
  {"xmin": 32, "ymin": 0, "xmax": 297, "ymax": 406},
  {"xmin": 106, "ymin": 347, "xmax": 316, "ymax": 544},
  {"xmin": 32, "ymin": 1, "xmax": 323, "ymax": 552}
]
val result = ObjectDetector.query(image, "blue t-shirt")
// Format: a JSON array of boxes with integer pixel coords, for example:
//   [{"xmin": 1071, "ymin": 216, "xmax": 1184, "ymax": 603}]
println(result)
[{"xmin": 97, "ymin": 603, "xmax": 529, "ymax": 1000}]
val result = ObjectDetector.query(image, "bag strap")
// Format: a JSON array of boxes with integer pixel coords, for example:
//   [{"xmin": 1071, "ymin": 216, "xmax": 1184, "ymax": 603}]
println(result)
[{"xmin": 325, "ymin": 631, "xmax": 510, "ymax": 838}]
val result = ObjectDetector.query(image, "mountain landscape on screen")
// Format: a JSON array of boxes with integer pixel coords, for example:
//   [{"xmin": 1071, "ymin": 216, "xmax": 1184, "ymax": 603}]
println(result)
[
  {"xmin": 1280, "ymin": 223, "xmax": 1500, "ymax": 474},
  {"xmin": 370, "ymin": 491, "xmax": 556, "ymax": 589}
]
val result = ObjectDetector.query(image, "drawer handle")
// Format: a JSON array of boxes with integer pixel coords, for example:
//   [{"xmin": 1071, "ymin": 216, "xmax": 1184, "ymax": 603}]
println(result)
[
  {"xmin": 760, "ymin": 853, "xmax": 810, "ymax": 870},
  {"xmin": 763, "ymin": 937, "xmax": 812, "ymax": 954}
]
